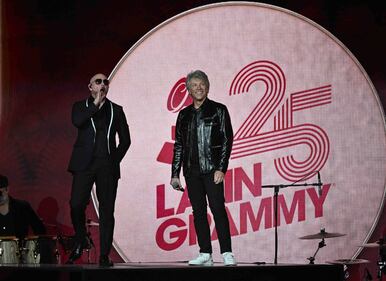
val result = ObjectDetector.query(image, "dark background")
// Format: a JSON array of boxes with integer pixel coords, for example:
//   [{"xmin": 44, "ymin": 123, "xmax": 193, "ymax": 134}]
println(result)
[{"xmin": 1, "ymin": 0, "xmax": 385, "ymax": 276}]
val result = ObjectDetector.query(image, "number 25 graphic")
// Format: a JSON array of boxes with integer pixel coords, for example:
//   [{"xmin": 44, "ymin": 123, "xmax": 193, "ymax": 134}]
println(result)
[{"xmin": 157, "ymin": 60, "xmax": 331, "ymax": 182}]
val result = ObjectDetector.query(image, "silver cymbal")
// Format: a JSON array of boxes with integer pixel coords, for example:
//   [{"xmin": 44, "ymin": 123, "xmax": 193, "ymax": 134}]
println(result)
[
  {"xmin": 299, "ymin": 230, "xmax": 346, "ymax": 239},
  {"xmin": 359, "ymin": 241, "xmax": 384, "ymax": 248},
  {"xmin": 327, "ymin": 259, "xmax": 370, "ymax": 265}
]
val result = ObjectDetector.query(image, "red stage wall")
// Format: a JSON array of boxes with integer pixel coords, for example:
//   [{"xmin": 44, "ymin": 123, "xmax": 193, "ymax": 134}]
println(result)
[{"xmin": 0, "ymin": 1, "xmax": 385, "ymax": 278}]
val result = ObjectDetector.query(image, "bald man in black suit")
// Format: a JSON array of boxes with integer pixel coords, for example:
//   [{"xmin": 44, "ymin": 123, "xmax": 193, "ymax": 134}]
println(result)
[{"xmin": 67, "ymin": 73, "xmax": 131, "ymax": 266}]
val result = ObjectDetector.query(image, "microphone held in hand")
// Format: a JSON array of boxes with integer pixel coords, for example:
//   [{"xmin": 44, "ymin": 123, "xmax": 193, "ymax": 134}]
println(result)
[{"xmin": 172, "ymin": 181, "xmax": 184, "ymax": 192}]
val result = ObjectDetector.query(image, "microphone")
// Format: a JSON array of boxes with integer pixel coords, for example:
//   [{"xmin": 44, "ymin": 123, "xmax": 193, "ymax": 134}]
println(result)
[
  {"xmin": 317, "ymin": 171, "xmax": 322, "ymax": 196},
  {"xmin": 171, "ymin": 181, "xmax": 184, "ymax": 192}
]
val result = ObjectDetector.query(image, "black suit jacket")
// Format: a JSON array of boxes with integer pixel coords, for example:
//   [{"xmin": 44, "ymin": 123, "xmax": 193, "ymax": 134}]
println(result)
[{"xmin": 68, "ymin": 97, "xmax": 131, "ymax": 178}]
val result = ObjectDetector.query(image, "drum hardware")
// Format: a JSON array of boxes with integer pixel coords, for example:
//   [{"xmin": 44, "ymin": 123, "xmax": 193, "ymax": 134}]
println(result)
[
  {"xmin": 57, "ymin": 235, "xmax": 76, "ymax": 253},
  {"xmin": 19, "ymin": 246, "xmax": 28, "ymax": 264},
  {"xmin": 299, "ymin": 228, "xmax": 346, "ymax": 264},
  {"xmin": 377, "ymin": 261, "xmax": 385, "ymax": 281},
  {"xmin": 359, "ymin": 238, "xmax": 385, "ymax": 280},
  {"xmin": 22, "ymin": 236, "xmax": 40, "ymax": 264},
  {"xmin": 57, "ymin": 220, "xmax": 98, "ymax": 263},
  {"xmin": 85, "ymin": 219, "xmax": 97, "ymax": 264},
  {"xmin": 21, "ymin": 235, "xmax": 59, "ymax": 264},
  {"xmin": 58, "ymin": 233, "xmax": 94, "ymax": 264},
  {"xmin": 20, "ymin": 236, "xmax": 36, "ymax": 263},
  {"xmin": 55, "ymin": 247, "xmax": 60, "ymax": 264},
  {"xmin": 327, "ymin": 259, "xmax": 371, "ymax": 280}
]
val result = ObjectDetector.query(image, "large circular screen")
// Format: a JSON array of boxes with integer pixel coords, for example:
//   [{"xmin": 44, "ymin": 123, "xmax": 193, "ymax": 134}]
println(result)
[{"xmin": 95, "ymin": 2, "xmax": 385, "ymax": 263}]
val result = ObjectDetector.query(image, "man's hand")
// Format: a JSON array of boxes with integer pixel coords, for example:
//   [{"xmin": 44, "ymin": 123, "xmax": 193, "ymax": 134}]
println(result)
[
  {"xmin": 170, "ymin": 177, "xmax": 184, "ymax": 191},
  {"xmin": 93, "ymin": 90, "xmax": 106, "ymax": 108},
  {"xmin": 214, "ymin": 171, "xmax": 225, "ymax": 184}
]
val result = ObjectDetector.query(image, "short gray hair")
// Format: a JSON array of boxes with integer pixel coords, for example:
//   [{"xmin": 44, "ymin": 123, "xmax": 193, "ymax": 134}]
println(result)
[{"xmin": 186, "ymin": 70, "xmax": 210, "ymax": 91}]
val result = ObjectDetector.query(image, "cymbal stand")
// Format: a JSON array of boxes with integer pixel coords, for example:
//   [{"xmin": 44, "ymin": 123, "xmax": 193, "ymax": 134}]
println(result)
[
  {"xmin": 377, "ymin": 238, "xmax": 385, "ymax": 281},
  {"xmin": 85, "ymin": 225, "xmax": 95, "ymax": 264},
  {"xmin": 307, "ymin": 237, "xmax": 326, "ymax": 264},
  {"xmin": 377, "ymin": 261, "xmax": 385, "ymax": 281}
]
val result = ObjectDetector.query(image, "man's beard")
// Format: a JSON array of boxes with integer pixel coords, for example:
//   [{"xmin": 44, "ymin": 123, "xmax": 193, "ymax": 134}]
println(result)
[{"xmin": 0, "ymin": 196, "xmax": 8, "ymax": 205}]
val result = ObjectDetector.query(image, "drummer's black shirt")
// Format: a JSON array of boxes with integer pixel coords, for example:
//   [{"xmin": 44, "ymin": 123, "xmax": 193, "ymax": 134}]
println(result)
[
  {"xmin": 0, "ymin": 211, "xmax": 16, "ymax": 236},
  {"xmin": 0, "ymin": 197, "xmax": 46, "ymax": 239}
]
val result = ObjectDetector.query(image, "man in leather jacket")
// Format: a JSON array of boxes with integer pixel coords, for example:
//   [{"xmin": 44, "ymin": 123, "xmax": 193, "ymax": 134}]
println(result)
[{"xmin": 170, "ymin": 70, "xmax": 236, "ymax": 266}]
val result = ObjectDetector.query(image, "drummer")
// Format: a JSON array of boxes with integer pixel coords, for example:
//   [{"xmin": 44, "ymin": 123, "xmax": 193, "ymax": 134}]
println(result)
[{"xmin": 0, "ymin": 174, "xmax": 46, "ymax": 239}]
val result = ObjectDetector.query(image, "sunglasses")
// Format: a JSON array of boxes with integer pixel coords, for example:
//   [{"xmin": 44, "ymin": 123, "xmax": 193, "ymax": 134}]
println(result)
[{"xmin": 94, "ymin": 79, "xmax": 110, "ymax": 86}]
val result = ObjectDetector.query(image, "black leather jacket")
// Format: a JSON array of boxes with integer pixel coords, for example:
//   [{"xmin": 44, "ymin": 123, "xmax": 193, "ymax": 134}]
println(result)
[{"xmin": 172, "ymin": 98, "xmax": 233, "ymax": 177}]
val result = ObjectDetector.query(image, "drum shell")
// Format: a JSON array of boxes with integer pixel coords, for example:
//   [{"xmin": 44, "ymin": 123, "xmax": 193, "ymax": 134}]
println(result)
[
  {"xmin": 22, "ymin": 235, "xmax": 59, "ymax": 264},
  {"xmin": 0, "ymin": 237, "xmax": 19, "ymax": 264}
]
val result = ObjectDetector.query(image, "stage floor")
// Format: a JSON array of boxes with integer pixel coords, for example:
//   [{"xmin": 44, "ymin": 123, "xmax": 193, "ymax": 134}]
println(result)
[{"xmin": 0, "ymin": 262, "xmax": 344, "ymax": 281}]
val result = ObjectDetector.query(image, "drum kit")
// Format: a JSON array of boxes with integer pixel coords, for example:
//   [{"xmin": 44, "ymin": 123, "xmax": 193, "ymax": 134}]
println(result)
[
  {"xmin": 0, "ymin": 235, "xmax": 59, "ymax": 264},
  {"xmin": 57, "ymin": 219, "xmax": 98, "ymax": 264},
  {"xmin": 299, "ymin": 228, "xmax": 346, "ymax": 265},
  {"xmin": 299, "ymin": 228, "xmax": 385, "ymax": 280},
  {"xmin": 0, "ymin": 219, "xmax": 99, "ymax": 265}
]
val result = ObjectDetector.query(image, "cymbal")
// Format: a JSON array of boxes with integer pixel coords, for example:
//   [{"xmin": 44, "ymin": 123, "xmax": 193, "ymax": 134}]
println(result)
[
  {"xmin": 24, "ymin": 235, "xmax": 57, "ymax": 240},
  {"xmin": 86, "ymin": 220, "xmax": 99, "ymax": 227},
  {"xmin": 327, "ymin": 259, "xmax": 370, "ymax": 265},
  {"xmin": 359, "ymin": 241, "xmax": 384, "ymax": 248},
  {"xmin": 299, "ymin": 230, "xmax": 346, "ymax": 239}
]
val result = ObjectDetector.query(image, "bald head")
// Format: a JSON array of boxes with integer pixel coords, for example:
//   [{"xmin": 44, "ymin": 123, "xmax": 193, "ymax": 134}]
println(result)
[
  {"xmin": 88, "ymin": 73, "xmax": 109, "ymax": 101},
  {"xmin": 90, "ymin": 73, "xmax": 107, "ymax": 84}
]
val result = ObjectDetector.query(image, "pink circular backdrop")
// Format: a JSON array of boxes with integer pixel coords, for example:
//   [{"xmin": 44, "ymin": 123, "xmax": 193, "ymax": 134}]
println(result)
[{"xmin": 93, "ymin": 3, "xmax": 385, "ymax": 263}]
